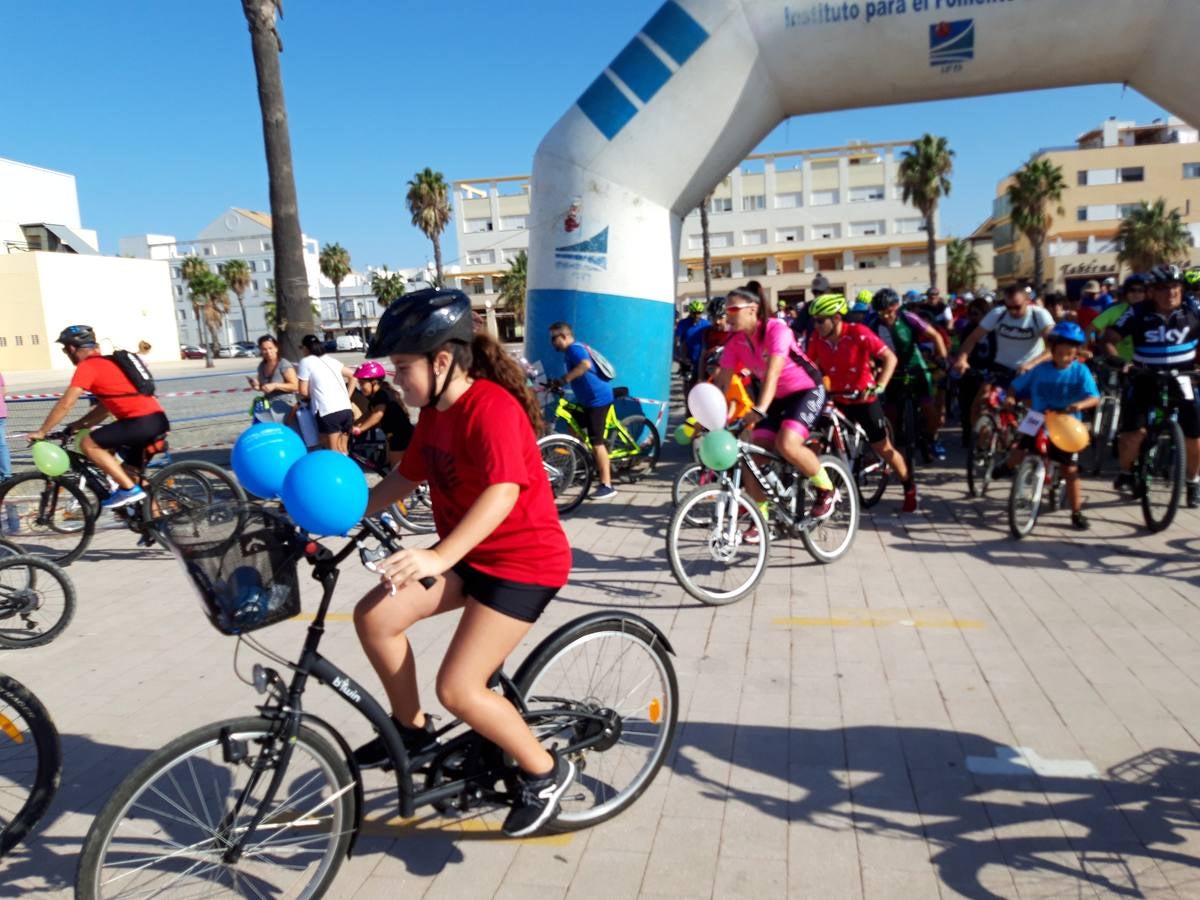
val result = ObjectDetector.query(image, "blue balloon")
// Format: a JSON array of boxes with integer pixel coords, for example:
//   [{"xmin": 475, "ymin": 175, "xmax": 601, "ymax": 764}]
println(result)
[
  {"xmin": 281, "ymin": 450, "xmax": 368, "ymax": 536},
  {"xmin": 231, "ymin": 423, "xmax": 306, "ymax": 499}
]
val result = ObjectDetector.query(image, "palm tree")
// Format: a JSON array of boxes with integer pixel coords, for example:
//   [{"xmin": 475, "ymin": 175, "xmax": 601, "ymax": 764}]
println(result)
[
  {"xmin": 406, "ymin": 168, "xmax": 452, "ymax": 285},
  {"xmin": 1117, "ymin": 198, "xmax": 1193, "ymax": 273},
  {"xmin": 203, "ymin": 274, "xmax": 232, "ymax": 353},
  {"xmin": 370, "ymin": 267, "xmax": 407, "ymax": 307},
  {"xmin": 1007, "ymin": 157, "xmax": 1066, "ymax": 294},
  {"xmin": 185, "ymin": 269, "xmax": 222, "ymax": 368},
  {"xmin": 700, "ymin": 192, "xmax": 713, "ymax": 301},
  {"xmin": 897, "ymin": 134, "xmax": 954, "ymax": 292},
  {"xmin": 319, "ymin": 242, "xmax": 352, "ymax": 331},
  {"xmin": 218, "ymin": 259, "xmax": 252, "ymax": 339},
  {"xmin": 946, "ymin": 237, "xmax": 981, "ymax": 293},
  {"xmin": 241, "ymin": 0, "xmax": 314, "ymax": 361},
  {"xmin": 496, "ymin": 250, "xmax": 528, "ymax": 328}
]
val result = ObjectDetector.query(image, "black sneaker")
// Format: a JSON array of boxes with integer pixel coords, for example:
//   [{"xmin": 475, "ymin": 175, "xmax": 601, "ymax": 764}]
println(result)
[
  {"xmin": 1113, "ymin": 472, "xmax": 1134, "ymax": 492},
  {"xmin": 502, "ymin": 750, "xmax": 577, "ymax": 837},
  {"xmin": 1188, "ymin": 481, "xmax": 1200, "ymax": 509},
  {"xmin": 1071, "ymin": 511, "xmax": 1090, "ymax": 531},
  {"xmin": 352, "ymin": 715, "xmax": 438, "ymax": 769}
]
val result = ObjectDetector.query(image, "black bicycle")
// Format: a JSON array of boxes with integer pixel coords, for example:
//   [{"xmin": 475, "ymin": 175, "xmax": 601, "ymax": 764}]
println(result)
[
  {"xmin": 0, "ymin": 672, "xmax": 62, "ymax": 857},
  {"xmin": 0, "ymin": 546, "xmax": 76, "ymax": 649},
  {"xmin": 0, "ymin": 431, "xmax": 245, "ymax": 565},
  {"xmin": 76, "ymin": 503, "xmax": 679, "ymax": 897},
  {"xmin": 1128, "ymin": 367, "xmax": 1199, "ymax": 533}
]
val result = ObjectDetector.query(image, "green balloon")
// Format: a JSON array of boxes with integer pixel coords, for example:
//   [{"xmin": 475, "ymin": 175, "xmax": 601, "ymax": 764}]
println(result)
[
  {"xmin": 698, "ymin": 429, "xmax": 739, "ymax": 471},
  {"xmin": 673, "ymin": 423, "xmax": 694, "ymax": 446},
  {"xmin": 32, "ymin": 441, "xmax": 70, "ymax": 477}
]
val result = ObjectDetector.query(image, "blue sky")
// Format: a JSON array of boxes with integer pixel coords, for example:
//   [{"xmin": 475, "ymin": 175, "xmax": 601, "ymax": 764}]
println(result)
[{"xmin": 1, "ymin": 2, "xmax": 1171, "ymax": 271}]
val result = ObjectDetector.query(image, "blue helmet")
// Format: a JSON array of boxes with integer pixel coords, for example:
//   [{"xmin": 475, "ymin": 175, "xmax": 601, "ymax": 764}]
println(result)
[
  {"xmin": 1049, "ymin": 320, "xmax": 1086, "ymax": 345},
  {"xmin": 902, "ymin": 289, "xmax": 922, "ymax": 306}
]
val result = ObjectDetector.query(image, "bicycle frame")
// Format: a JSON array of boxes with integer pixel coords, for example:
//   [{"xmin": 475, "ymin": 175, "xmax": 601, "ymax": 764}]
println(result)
[{"xmin": 552, "ymin": 395, "xmax": 640, "ymax": 458}]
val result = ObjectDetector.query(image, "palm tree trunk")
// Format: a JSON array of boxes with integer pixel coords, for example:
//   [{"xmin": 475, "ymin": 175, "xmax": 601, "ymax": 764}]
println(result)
[
  {"xmin": 237, "ymin": 294, "xmax": 249, "ymax": 341},
  {"xmin": 1032, "ymin": 237, "xmax": 1044, "ymax": 295},
  {"xmin": 432, "ymin": 235, "xmax": 443, "ymax": 287},
  {"xmin": 195, "ymin": 308, "xmax": 214, "ymax": 369},
  {"xmin": 924, "ymin": 207, "xmax": 937, "ymax": 292},
  {"xmin": 242, "ymin": 0, "xmax": 313, "ymax": 362},
  {"xmin": 334, "ymin": 282, "xmax": 345, "ymax": 330},
  {"xmin": 700, "ymin": 194, "xmax": 712, "ymax": 302}
]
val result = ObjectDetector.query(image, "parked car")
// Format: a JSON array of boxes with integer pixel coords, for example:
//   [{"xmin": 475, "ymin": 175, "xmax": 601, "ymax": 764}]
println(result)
[
  {"xmin": 234, "ymin": 342, "xmax": 258, "ymax": 358},
  {"xmin": 180, "ymin": 345, "xmax": 205, "ymax": 360},
  {"xmin": 216, "ymin": 346, "xmax": 237, "ymax": 358},
  {"xmin": 335, "ymin": 334, "xmax": 364, "ymax": 352}
]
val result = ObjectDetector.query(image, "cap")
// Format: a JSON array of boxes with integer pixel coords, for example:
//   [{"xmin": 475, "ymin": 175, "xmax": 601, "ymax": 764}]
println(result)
[{"xmin": 1083, "ymin": 280, "xmax": 1101, "ymax": 293}]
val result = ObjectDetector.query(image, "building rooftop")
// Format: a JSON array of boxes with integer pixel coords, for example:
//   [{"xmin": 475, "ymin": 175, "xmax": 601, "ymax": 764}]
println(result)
[{"xmin": 231, "ymin": 208, "xmax": 273, "ymax": 230}]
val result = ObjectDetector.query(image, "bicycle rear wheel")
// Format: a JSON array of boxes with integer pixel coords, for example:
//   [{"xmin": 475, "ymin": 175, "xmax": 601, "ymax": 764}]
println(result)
[
  {"xmin": 393, "ymin": 483, "xmax": 436, "ymax": 534},
  {"xmin": 142, "ymin": 461, "xmax": 246, "ymax": 524},
  {"xmin": 539, "ymin": 434, "xmax": 592, "ymax": 515},
  {"xmin": 966, "ymin": 414, "xmax": 998, "ymax": 498},
  {"xmin": 0, "ymin": 555, "xmax": 76, "ymax": 649},
  {"xmin": 0, "ymin": 674, "xmax": 62, "ymax": 856},
  {"xmin": 514, "ymin": 614, "xmax": 678, "ymax": 831},
  {"xmin": 0, "ymin": 472, "xmax": 94, "ymax": 566},
  {"xmin": 1140, "ymin": 421, "xmax": 1185, "ymax": 533},
  {"xmin": 667, "ymin": 485, "xmax": 768, "ymax": 605},
  {"xmin": 853, "ymin": 436, "xmax": 890, "ymax": 508},
  {"xmin": 800, "ymin": 455, "xmax": 859, "ymax": 564},
  {"xmin": 1007, "ymin": 457, "xmax": 1045, "ymax": 539},
  {"xmin": 76, "ymin": 717, "xmax": 354, "ymax": 899},
  {"xmin": 612, "ymin": 415, "xmax": 660, "ymax": 482}
]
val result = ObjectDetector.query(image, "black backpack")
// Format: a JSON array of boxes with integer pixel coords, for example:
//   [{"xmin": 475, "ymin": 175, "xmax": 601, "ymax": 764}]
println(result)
[{"xmin": 102, "ymin": 350, "xmax": 156, "ymax": 397}]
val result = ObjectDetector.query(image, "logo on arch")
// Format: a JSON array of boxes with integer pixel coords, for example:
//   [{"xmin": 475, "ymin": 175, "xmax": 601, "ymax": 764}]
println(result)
[
  {"xmin": 555, "ymin": 227, "xmax": 609, "ymax": 272},
  {"xmin": 929, "ymin": 19, "xmax": 974, "ymax": 67}
]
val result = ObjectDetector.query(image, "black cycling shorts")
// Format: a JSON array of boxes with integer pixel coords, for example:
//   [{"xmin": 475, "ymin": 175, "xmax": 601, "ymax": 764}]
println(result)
[
  {"xmin": 837, "ymin": 399, "xmax": 890, "ymax": 444},
  {"xmin": 755, "ymin": 385, "xmax": 826, "ymax": 440},
  {"xmin": 90, "ymin": 412, "xmax": 170, "ymax": 464},
  {"xmin": 318, "ymin": 409, "xmax": 354, "ymax": 436},
  {"xmin": 1118, "ymin": 371, "xmax": 1200, "ymax": 439},
  {"xmin": 1018, "ymin": 432, "xmax": 1078, "ymax": 466},
  {"xmin": 452, "ymin": 561, "xmax": 558, "ymax": 624},
  {"xmin": 581, "ymin": 403, "xmax": 611, "ymax": 444}
]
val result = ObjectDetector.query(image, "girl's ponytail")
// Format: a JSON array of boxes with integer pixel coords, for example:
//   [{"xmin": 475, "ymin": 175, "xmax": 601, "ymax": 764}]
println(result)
[{"xmin": 457, "ymin": 333, "xmax": 545, "ymax": 433}]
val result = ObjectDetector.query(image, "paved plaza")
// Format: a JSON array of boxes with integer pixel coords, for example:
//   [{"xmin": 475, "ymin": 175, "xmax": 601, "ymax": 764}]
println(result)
[{"xmin": 2, "ymin": 436, "xmax": 1199, "ymax": 898}]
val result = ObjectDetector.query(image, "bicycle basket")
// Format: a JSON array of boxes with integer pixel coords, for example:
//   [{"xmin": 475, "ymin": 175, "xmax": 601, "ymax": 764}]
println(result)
[{"xmin": 155, "ymin": 502, "xmax": 305, "ymax": 636}]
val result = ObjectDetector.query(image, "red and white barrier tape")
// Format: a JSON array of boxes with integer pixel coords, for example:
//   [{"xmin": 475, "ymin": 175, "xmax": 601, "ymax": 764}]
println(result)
[{"xmin": 5, "ymin": 385, "xmax": 261, "ymax": 402}]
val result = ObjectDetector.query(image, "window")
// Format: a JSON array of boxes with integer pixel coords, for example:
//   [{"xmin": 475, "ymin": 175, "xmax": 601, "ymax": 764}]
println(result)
[
  {"xmin": 499, "ymin": 215, "xmax": 528, "ymax": 230},
  {"xmin": 711, "ymin": 262, "xmax": 731, "ymax": 278},
  {"xmin": 465, "ymin": 218, "xmax": 493, "ymax": 233},
  {"xmin": 1076, "ymin": 240, "xmax": 1088, "ymax": 254},
  {"xmin": 848, "ymin": 220, "xmax": 885, "ymax": 237},
  {"xmin": 743, "ymin": 258, "xmax": 767, "ymax": 276},
  {"xmin": 848, "ymin": 185, "xmax": 884, "ymax": 203},
  {"xmin": 894, "ymin": 217, "xmax": 924, "ymax": 234},
  {"xmin": 811, "ymin": 190, "xmax": 838, "ymax": 206},
  {"xmin": 261, "ymin": 259, "xmax": 271, "ymax": 271},
  {"xmin": 1119, "ymin": 166, "xmax": 1144, "ymax": 183},
  {"xmin": 172, "ymin": 267, "xmax": 181, "ymax": 279},
  {"xmin": 251, "ymin": 280, "xmax": 259, "ymax": 291},
  {"xmin": 774, "ymin": 192, "xmax": 802, "ymax": 209},
  {"xmin": 0, "ymin": 338, "xmax": 6, "ymax": 348},
  {"xmin": 202, "ymin": 247, "xmax": 212, "ymax": 256},
  {"xmin": 467, "ymin": 250, "xmax": 495, "ymax": 265},
  {"xmin": 1184, "ymin": 162, "xmax": 1200, "ymax": 179},
  {"xmin": 1077, "ymin": 207, "xmax": 1089, "ymax": 221},
  {"xmin": 709, "ymin": 232, "xmax": 733, "ymax": 249},
  {"xmin": 815, "ymin": 254, "xmax": 839, "ymax": 272},
  {"xmin": 175, "ymin": 285, "xmax": 183, "ymax": 297},
  {"xmin": 857, "ymin": 254, "xmax": 887, "ymax": 269},
  {"xmin": 30, "ymin": 334, "xmax": 39, "ymax": 345},
  {"xmin": 178, "ymin": 310, "xmax": 187, "ymax": 322},
  {"xmin": 1118, "ymin": 203, "xmax": 1140, "ymax": 218},
  {"xmin": 780, "ymin": 258, "xmax": 803, "ymax": 274},
  {"xmin": 814, "ymin": 224, "xmax": 840, "ymax": 240},
  {"xmin": 466, "ymin": 280, "xmax": 485, "ymax": 295},
  {"xmin": 901, "ymin": 251, "xmax": 929, "ymax": 267},
  {"xmin": 502, "ymin": 247, "xmax": 525, "ymax": 263},
  {"xmin": 262, "ymin": 240, "xmax": 272, "ymax": 251},
  {"xmin": 708, "ymin": 196, "xmax": 733, "ymax": 214},
  {"xmin": 267, "ymin": 279, "xmax": 274, "ymax": 292},
  {"xmin": 1077, "ymin": 170, "xmax": 1088, "ymax": 186},
  {"xmin": 742, "ymin": 229, "xmax": 767, "ymax": 246},
  {"xmin": 742, "ymin": 194, "xmax": 766, "ymax": 211},
  {"xmin": 14, "ymin": 336, "xmax": 22, "ymax": 347},
  {"xmin": 775, "ymin": 226, "xmax": 802, "ymax": 242}
]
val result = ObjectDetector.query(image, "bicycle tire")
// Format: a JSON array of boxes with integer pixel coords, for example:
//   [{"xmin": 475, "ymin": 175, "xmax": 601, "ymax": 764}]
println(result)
[
  {"xmin": 853, "ymin": 436, "xmax": 890, "ymax": 509},
  {"xmin": 1084, "ymin": 396, "xmax": 1117, "ymax": 476},
  {"xmin": 141, "ymin": 460, "xmax": 246, "ymax": 526},
  {"xmin": 612, "ymin": 415, "xmax": 660, "ymax": 482},
  {"xmin": 966, "ymin": 414, "xmax": 998, "ymax": 499},
  {"xmin": 800, "ymin": 454, "xmax": 860, "ymax": 564},
  {"xmin": 392, "ymin": 483, "xmax": 436, "ymax": 534},
  {"xmin": 667, "ymin": 485, "xmax": 769, "ymax": 605},
  {"xmin": 539, "ymin": 434, "xmax": 592, "ymax": 515},
  {"xmin": 0, "ymin": 674, "xmax": 62, "ymax": 857},
  {"xmin": 0, "ymin": 555, "xmax": 76, "ymax": 649},
  {"xmin": 0, "ymin": 472, "xmax": 94, "ymax": 566},
  {"xmin": 1139, "ymin": 420, "xmax": 1185, "ymax": 534},
  {"xmin": 513, "ymin": 614, "xmax": 678, "ymax": 831},
  {"xmin": 76, "ymin": 716, "xmax": 354, "ymax": 899},
  {"xmin": 1007, "ymin": 457, "xmax": 1045, "ymax": 540},
  {"xmin": 671, "ymin": 462, "xmax": 719, "ymax": 526}
]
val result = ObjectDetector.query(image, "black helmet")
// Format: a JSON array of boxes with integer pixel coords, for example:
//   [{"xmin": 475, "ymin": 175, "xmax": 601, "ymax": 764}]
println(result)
[
  {"xmin": 707, "ymin": 297, "xmax": 726, "ymax": 318},
  {"xmin": 811, "ymin": 273, "xmax": 831, "ymax": 295},
  {"xmin": 56, "ymin": 325, "xmax": 97, "ymax": 348},
  {"xmin": 367, "ymin": 289, "xmax": 474, "ymax": 357},
  {"xmin": 872, "ymin": 288, "xmax": 901, "ymax": 312},
  {"xmin": 1148, "ymin": 264, "xmax": 1184, "ymax": 286},
  {"xmin": 1122, "ymin": 273, "xmax": 1147, "ymax": 293}
]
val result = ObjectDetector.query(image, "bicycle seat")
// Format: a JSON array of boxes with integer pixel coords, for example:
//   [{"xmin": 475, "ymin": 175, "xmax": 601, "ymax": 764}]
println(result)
[{"xmin": 612, "ymin": 386, "xmax": 630, "ymax": 399}]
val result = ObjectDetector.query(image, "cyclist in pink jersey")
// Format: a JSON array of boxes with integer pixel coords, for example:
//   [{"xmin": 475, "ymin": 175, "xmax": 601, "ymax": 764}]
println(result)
[{"xmin": 715, "ymin": 285, "xmax": 837, "ymax": 523}]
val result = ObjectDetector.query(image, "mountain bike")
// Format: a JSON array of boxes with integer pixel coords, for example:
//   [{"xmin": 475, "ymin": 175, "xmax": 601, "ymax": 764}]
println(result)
[
  {"xmin": 348, "ymin": 430, "xmax": 435, "ymax": 534},
  {"xmin": 1129, "ymin": 367, "xmax": 1199, "ymax": 533},
  {"xmin": 76, "ymin": 503, "xmax": 679, "ymax": 898},
  {"xmin": 1007, "ymin": 423, "xmax": 1067, "ymax": 540},
  {"xmin": 0, "ymin": 673, "xmax": 62, "ymax": 857},
  {"xmin": 886, "ymin": 369, "xmax": 928, "ymax": 471},
  {"xmin": 966, "ymin": 374, "xmax": 1025, "ymax": 499},
  {"xmin": 0, "ymin": 551, "xmax": 76, "ymax": 648},
  {"xmin": 1083, "ymin": 358, "xmax": 1123, "ymax": 476},
  {"xmin": 667, "ymin": 440, "xmax": 858, "ymax": 605},
  {"xmin": 0, "ymin": 431, "xmax": 245, "ymax": 566},
  {"xmin": 541, "ymin": 383, "xmax": 660, "ymax": 482},
  {"xmin": 809, "ymin": 392, "xmax": 892, "ymax": 508},
  {"xmin": 537, "ymin": 432, "xmax": 593, "ymax": 515}
]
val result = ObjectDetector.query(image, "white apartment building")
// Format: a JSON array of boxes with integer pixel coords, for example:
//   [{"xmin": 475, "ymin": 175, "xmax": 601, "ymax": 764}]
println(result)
[
  {"xmin": 450, "ymin": 138, "xmax": 947, "ymax": 328},
  {"xmin": 121, "ymin": 208, "xmax": 323, "ymax": 345},
  {"xmin": 316, "ymin": 266, "xmax": 434, "ymax": 337}
]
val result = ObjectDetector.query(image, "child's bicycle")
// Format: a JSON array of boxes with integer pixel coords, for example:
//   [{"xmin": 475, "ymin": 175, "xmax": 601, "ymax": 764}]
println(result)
[
  {"xmin": 76, "ymin": 503, "xmax": 679, "ymax": 898},
  {"xmin": 540, "ymin": 382, "xmax": 661, "ymax": 483},
  {"xmin": 1006, "ymin": 422, "xmax": 1068, "ymax": 540},
  {"xmin": 966, "ymin": 373, "xmax": 1025, "ymax": 499},
  {"xmin": 0, "ymin": 430, "xmax": 244, "ymax": 566}
]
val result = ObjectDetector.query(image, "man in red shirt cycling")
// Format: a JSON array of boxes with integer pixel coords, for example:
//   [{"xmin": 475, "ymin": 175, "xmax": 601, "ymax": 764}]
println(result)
[
  {"xmin": 28, "ymin": 325, "xmax": 170, "ymax": 509},
  {"xmin": 805, "ymin": 294, "xmax": 919, "ymax": 512}
]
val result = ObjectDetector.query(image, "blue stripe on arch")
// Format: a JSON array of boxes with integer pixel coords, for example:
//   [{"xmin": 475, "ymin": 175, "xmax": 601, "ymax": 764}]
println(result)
[
  {"xmin": 610, "ymin": 37, "xmax": 671, "ymax": 104},
  {"xmin": 576, "ymin": 74, "xmax": 638, "ymax": 141},
  {"xmin": 642, "ymin": 1, "xmax": 708, "ymax": 67}
]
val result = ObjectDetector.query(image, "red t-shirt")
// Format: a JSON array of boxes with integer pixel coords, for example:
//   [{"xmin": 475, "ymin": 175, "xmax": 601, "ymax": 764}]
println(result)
[
  {"xmin": 808, "ymin": 322, "xmax": 889, "ymax": 403},
  {"xmin": 399, "ymin": 379, "xmax": 571, "ymax": 588},
  {"xmin": 69, "ymin": 356, "xmax": 164, "ymax": 419}
]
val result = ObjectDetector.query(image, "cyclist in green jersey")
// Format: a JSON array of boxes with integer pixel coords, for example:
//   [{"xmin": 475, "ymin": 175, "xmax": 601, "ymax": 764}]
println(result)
[{"xmin": 1087, "ymin": 274, "xmax": 1147, "ymax": 360}]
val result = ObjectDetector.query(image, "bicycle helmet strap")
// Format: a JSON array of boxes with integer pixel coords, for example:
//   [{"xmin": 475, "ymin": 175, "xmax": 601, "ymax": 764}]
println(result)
[{"xmin": 425, "ymin": 353, "xmax": 459, "ymax": 408}]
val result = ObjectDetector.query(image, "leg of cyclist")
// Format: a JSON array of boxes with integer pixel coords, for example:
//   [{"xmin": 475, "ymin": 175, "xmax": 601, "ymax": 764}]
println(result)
[
  {"xmin": 767, "ymin": 386, "xmax": 840, "ymax": 519},
  {"xmin": 587, "ymin": 404, "xmax": 616, "ymax": 498},
  {"xmin": 872, "ymin": 390, "xmax": 917, "ymax": 511},
  {"xmin": 1176, "ymin": 396, "xmax": 1200, "ymax": 507},
  {"xmin": 84, "ymin": 412, "xmax": 169, "ymax": 507},
  {"xmin": 80, "ymin": 434, "xmax": 137, "ymax": 490}
]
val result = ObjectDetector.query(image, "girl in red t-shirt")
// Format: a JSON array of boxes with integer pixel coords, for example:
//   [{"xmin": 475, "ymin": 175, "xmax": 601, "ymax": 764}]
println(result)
[{"xmin": 354, "ymin": 289, "xmax": 575, "ymax": 837}]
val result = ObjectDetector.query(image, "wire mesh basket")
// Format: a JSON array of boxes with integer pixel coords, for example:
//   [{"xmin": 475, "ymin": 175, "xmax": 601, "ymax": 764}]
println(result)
[{"xmin": 155, "ymin": 502, "xmax": 306, "ymax": 636}]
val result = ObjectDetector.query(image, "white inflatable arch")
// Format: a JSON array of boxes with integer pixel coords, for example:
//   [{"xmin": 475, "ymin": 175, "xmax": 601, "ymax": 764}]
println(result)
[{"xmin": 526, "ymin": 0, "xmax": 1200, "ymax": 413}]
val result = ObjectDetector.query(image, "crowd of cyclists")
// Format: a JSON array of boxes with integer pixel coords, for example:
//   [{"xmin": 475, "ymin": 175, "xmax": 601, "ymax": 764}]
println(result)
[{"xmin": 673, "ymin": 263, "xmax": 1200, "ymax": 525}]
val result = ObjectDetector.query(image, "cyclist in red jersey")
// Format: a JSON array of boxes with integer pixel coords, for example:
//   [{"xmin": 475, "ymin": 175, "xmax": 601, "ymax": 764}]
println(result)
[
  {"xmin": 806, "ymin": 294, "xmax": 919, "ymax": 512},
  {"xmin": 715, "ymin": 285, "xmax": 836, "ymax": 523}
]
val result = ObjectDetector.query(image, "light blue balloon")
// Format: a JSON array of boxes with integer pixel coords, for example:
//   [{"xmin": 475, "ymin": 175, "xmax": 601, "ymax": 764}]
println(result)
[
  {"xmin": 231, "ymin": 423, "xmax": 306, "ymax": 499},
  {"xmin": 281, "ymin": 450, "xmax": 368, "ymax": 536}
]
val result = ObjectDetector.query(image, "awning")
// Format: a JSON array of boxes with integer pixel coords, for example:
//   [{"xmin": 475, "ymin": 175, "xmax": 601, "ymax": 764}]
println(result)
[{"xmin": 42, "ymin": 223, "xmax": 98, "ymax": 254}]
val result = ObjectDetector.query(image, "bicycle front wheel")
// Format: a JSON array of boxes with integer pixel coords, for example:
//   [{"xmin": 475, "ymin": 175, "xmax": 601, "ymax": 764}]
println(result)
[
  {"xmin": 514, "ymin": 614, "xmax": 678, "ymax": 831},
  {"xmin": 1007, "ymin": 457, "xmax": 1045, "ymax": 540},
  {"xmin": 966, "ymin": 414, "xmax": 998, "ymax": 498},
  {"xmin": 0, "ymin": 674, "xmax": 61, "ymax": 856},
  {"xmin": 671, "ymin": 462, "xmax": 718, "ymax": 525},
  {"xmin": 667, "ymin": 485, "xmax": 769, "ymax": 605},
  {"xmin": 612, "ymin": 415, "xmax": 660, "ymax": 482},
  {"xmin": 539, "ymin": 435, "xmax": 592, "ymax": 515},
  {"xmin": 142, "ymin": 461, "xmax": 246, "ymax": 524},
  {"xmin": 0, "ymin": 472, "xmax": 94, "ymax": 566},
  {"xmin": 800, "ymin": 455, "xmax": 859, "ymax": 564},
  {"xmin": 76, "ymin": 717, "xmax": 354, "ymax": 899},
  {"xmin": 1140, "ymin": 421, "xmax": 1185, "ymax": 533},
  {"xmin": 0, "ymin": 555, "xmax": 76, "ymax": 649}
]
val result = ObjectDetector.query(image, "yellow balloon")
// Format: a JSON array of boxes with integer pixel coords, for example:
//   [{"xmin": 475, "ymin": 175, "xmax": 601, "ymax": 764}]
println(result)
[{"xmin": 1046, "ymin": 412, "xmax": 1090, "ymax": 453}]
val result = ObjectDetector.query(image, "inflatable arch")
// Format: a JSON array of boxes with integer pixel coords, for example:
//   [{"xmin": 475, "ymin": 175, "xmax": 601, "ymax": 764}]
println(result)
[{"xmin": 526, "ymin": 0, "xmax": 1200, "ymax": 416}]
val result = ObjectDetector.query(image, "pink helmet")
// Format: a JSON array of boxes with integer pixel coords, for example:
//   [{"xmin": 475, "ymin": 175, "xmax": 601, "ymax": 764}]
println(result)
[{"xmin": 354, "ymin": 360, "xmax": 387, "ymax": 380}]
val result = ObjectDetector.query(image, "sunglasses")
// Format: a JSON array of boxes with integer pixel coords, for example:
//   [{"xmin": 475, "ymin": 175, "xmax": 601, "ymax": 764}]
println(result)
[{"xmin": 725, "ymin": 304, "xmax": 755, "ymax": 312}]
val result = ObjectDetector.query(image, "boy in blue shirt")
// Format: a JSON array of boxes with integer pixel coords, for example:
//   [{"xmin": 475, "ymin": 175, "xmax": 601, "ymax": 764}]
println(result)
[
  {"xmin": 1003, "ymin": 320, "xmax": 1100, "ymax": 530},
  {"xmin": 549, "ymin": 322, "xmax": 618, "ymax": 500}
]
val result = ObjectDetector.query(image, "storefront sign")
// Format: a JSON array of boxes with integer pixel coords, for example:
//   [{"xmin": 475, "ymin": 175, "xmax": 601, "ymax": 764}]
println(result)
[{"xmin": 1060, "ymin": 260, "xmax": 1118, "ymax": 277}]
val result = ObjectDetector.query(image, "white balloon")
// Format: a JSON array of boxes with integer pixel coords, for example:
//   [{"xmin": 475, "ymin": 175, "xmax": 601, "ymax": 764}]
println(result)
[{"xmin": 688, "ymin": 382, "xmax": 727, "ymax": 433}]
